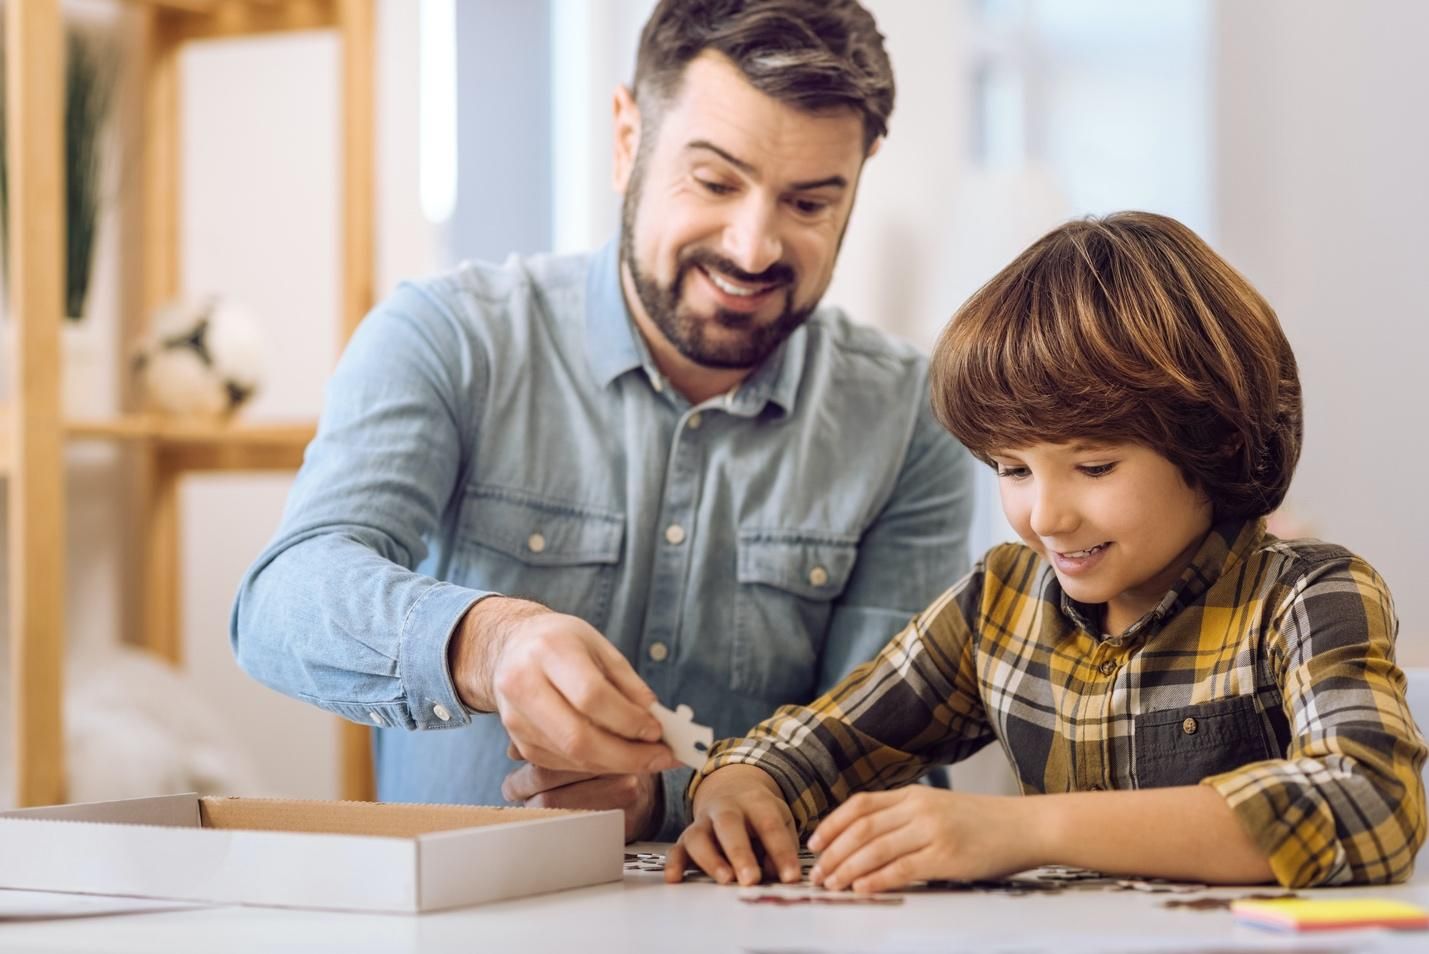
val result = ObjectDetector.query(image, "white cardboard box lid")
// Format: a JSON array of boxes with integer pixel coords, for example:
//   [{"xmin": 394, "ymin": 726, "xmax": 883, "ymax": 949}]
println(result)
[{"xmin": 0, "ymin": 794, "xmax": 623, "ymax": 913}]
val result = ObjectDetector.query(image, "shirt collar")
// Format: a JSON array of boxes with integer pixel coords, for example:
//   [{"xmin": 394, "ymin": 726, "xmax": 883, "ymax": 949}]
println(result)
[
  {"xmin": 585, "ymin": 239, "xmax": 645, "ymax": 388},
  {"xmin": 584, "ymin": 236, "xmax": 806, "ymax": 417},
  {"xmin": 1061, "ymin": 516, "xmax": 1266, "ymax": 644}
]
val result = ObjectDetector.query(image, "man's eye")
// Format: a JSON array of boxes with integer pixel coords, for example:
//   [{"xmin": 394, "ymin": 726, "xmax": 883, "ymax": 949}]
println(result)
[
  {"xmin": 790, "ymin": 197, "xmax": 829, "ymax": 215},
  {"xmin": 697, "ymin": 179, "xmax": 734, "ymax": 196}
]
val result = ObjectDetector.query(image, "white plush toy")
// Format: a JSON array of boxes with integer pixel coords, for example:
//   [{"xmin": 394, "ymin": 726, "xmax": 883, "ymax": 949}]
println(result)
[{"xmin": 134, "ymin": 297, "xmax": 265, "ymax": 416}]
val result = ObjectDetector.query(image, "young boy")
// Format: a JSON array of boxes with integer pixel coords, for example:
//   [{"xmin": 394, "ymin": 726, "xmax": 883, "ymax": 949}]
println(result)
[{"xmin": 667, "ymin": 211, "xmax": 1426, "ymax": 891}]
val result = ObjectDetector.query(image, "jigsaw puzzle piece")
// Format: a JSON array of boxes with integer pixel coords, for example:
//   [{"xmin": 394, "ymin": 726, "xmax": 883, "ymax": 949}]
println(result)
[{"xmin": 649, "ymin": 702, "xmax": 714, "ymax": 769}]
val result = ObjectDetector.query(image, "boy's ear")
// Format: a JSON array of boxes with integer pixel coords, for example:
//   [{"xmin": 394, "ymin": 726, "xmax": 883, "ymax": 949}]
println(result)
[
  {"xmin": 612, "ymin": 85, "xmax": 641, "ymax": 194},
  {"xmin": 866, "ymin": 136, "xmax": 883, "ymax": 160}
]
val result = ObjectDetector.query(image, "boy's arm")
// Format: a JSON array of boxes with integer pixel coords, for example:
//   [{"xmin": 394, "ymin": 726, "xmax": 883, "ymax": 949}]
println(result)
[
  {"xmin": 693, "ymin": 570, "xmax": 996, "ymax": 838},
  {"xmin": 1202, "ymin": 556, "xmax": 1426, "ymax": 887},
  {"xmin": 806, "ymin": 784, "xmax": 1272, "ymax": 892}
]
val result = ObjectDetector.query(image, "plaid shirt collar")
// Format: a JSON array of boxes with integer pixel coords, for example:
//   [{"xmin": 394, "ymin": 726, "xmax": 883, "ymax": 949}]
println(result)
[{"xmin": 1060, "ymin": 517, "xmax": 1268, "ymax": 644}]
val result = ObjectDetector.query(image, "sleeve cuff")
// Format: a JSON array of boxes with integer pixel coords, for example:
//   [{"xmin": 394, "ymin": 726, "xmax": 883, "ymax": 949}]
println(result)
[{"xmin": 398, "ymin": 581, "xmax": 497, "ymax": 730}]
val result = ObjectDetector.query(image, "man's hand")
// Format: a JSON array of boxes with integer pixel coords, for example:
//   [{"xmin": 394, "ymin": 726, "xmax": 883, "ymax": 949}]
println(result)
[
  {"xmin": 666, "ymin": 764, "xmax": 802, "ymax": 886},
  {"xmin": 806, "ymin": 787, "xmax": 1040, "ymax": 893},
  {"xmin": 503, "ymin": 764, "xmax": 662, "ymax": 842},
  {"xmin": 448, "ymin": 597, "xmax": 679, "ymax": 775}
]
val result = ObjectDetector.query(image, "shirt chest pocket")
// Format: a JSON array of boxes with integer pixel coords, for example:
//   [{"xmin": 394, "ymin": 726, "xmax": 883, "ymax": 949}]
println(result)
[
  {"xmin": 455, "ymin": 486, "xmax": 625, "ymax": 633},
  {"xmin": 732, "ymin": 531, "xmax": 858, "ymax": 702},
  {"xmin": 1133, "ymin": 695, "xmax": 1277, "ymax": 789}
]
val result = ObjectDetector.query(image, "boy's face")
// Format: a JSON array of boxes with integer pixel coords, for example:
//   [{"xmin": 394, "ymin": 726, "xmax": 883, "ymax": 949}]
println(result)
[{"xmin": 990, "ymin": 441, "xmax": 1214, "ymax": 636}]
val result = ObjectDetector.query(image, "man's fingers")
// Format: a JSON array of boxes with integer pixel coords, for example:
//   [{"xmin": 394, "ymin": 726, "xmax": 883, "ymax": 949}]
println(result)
[
  {"xmin": 522, "ymin": 774, "xmax": 637, "ymax": 810},
  {"xmin": 501, "ymin": 763, "xmax": 600, "ymax": 802},
  {"xmin": 546, "ymin": 645, "xmax": 662, "ymax": 744},
  {"xmin": 503, "ymin": 672, "xmax": 669, "ymax": 773},
  {"xmin": 592, "ymin": 635, "xmax": 661, "ymax": 710}
]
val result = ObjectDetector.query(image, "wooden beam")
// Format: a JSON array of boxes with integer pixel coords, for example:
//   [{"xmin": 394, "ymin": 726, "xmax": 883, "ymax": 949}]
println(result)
[
  {"xmin": 142, "ymin": 459, "xmax": 184, "ymax": 665},
  {"xmin": 339, "ymin": 0, "xmax": 375, "ymax": 341},
  {"xmin": 168, "ymin": 0, "xmax": 339, "ymax": 42},
  {"xmin": 6, "ymin": 0, "xmax": 67, "ymax": 808},
  {"xmin": 336, "ymin": 0, "xmax": 377, "ymax": 801}
]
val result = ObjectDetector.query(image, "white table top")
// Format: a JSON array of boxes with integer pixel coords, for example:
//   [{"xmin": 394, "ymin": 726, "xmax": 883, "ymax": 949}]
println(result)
[{"xmin": 3, "ymin": 847, "xmax": 1427, "ymax": 953}]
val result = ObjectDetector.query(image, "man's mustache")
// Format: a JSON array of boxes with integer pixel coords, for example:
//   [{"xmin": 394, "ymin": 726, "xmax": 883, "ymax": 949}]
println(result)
[{"xmin": 679, "ymin": 249, "xmax": 796, "ymax": 288}]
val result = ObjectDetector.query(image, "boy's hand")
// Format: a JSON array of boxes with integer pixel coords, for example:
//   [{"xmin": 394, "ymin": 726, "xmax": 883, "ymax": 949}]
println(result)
[
  {"xmin": 665, "ymin": 764, "xmax": 802, "ymax": 886},
  {"xmin": 807, "ymin": 787, "xmax": 1041, "ymax": 893}
]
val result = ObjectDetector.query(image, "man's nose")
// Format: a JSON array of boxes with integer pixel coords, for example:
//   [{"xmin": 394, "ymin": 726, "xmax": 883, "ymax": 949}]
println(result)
[{"xmin": 721, "ymin": 199, "xmax": 783, "ymax": 277}]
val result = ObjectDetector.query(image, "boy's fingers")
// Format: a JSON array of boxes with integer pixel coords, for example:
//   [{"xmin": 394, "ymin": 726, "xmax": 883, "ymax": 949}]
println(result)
[
  {"xmin": 710, "ymin": 810, "xmax": 762, "ymax": 886},
  {"xmin": 824, "ymin": 825, "xmax": 919, "ymax": 892},
  {"xmin": 675, "ymin": 824, "xmax": 733, "ymax": 884},
  {"xmin": 749, "ymin": 806, "xmax": 802, "ymax": 883},
  {"xmin": 814, "ymin": 799, "xmax": 904, "ymax": 881},
  {"xmin": 664, "ymin": 841, "xmax": 690, "ymax": 884}
]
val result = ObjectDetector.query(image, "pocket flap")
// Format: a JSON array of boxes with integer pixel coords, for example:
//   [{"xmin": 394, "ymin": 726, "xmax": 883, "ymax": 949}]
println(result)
[
  {"xmin": 736, "ymin": 531, "xmax": 858, "ymax": 600},
  {"xmin": 464, "ymin": 486, "xmax": 624, "ymax": 566}
]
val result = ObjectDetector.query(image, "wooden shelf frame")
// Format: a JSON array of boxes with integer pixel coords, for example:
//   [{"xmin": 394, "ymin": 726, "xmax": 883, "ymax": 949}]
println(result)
[{"xmin": 5, "ymin": 0, "xmax": 375, "ymax": 807}]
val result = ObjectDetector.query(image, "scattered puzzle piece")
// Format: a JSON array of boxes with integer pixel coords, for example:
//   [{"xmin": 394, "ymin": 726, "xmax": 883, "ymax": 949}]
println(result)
[{"xmin": 650, "ymin": 701, "xmax": 714, "ymax": 769}]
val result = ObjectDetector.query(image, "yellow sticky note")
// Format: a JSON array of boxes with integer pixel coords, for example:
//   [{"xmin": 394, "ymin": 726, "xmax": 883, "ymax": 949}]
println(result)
[{"xmin": 1231, "ymin": 897, "xmax": 1429, "ymax": 932}]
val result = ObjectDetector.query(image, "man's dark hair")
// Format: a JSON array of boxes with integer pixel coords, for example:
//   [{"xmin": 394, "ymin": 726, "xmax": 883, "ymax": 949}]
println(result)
[{"xmin": 633, "ymin": 0, "xmax": 895, "ymax": 150}]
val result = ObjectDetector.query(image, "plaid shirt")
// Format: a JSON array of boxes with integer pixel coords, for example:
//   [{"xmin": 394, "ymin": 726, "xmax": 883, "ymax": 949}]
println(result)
[{"xmin": 695, "ymin": 519, "xmax": 1426, "ymax": 887}]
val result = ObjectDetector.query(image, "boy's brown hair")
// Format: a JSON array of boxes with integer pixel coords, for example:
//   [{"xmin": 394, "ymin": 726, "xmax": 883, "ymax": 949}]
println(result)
[
  {"xmin": 930, "ymin": 211, "xmax": 1302, "ymax": 521},
  {"xmin": 633, "ymin": 0, "xmax": 894, "ymax": 150}
]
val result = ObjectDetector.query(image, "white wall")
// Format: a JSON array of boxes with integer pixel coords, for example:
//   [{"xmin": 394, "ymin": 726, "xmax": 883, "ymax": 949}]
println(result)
[{"xmin": 1214, "ymin": 0, "xmax": 1429, "ymax": 662}]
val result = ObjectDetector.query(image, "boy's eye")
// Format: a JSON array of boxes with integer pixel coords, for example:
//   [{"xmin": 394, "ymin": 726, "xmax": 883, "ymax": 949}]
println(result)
[
  {"xmin": 1079, "ymin": 463, "xmax": 1117, "ymax": 478},
  {"xmin": 995, "ymin": 466, "xmax": 1029, "ymax": 480}
]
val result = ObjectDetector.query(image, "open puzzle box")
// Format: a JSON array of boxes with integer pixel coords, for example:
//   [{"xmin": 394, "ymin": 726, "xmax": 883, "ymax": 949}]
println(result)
[{"xmin": 0, "ymin": 794, "xmax": 623, "ymax": 913}]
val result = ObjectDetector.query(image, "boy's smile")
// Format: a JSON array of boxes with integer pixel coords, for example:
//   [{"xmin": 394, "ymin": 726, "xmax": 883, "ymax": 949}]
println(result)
[{"xmin": 990, "ymin": 441, "xmax": 1214, "ymax": 636}]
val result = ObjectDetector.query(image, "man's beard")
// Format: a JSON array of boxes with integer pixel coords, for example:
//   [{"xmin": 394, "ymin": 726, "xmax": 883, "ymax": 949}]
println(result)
[{"xmin": 619, "ymin": 163, "xmax": 816, "ymax": 370}]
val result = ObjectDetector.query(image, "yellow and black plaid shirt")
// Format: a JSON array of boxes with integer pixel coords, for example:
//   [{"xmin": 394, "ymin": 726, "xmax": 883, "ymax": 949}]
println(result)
[{"xmin": 695, "ymin": 519, "xmax": 1426, "ymax": 886}]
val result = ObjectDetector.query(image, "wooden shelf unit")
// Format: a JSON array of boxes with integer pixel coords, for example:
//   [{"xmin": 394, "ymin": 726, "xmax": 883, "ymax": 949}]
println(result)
[{"xmin": 4, "ymin": 0, "xmax": 375, "ymax": 808}]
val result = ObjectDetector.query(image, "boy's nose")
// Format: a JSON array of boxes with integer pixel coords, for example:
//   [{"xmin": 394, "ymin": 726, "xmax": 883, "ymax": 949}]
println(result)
[{"xmin": 1029, "ymin": 490, "xmax": 1078, "ymax": 539}]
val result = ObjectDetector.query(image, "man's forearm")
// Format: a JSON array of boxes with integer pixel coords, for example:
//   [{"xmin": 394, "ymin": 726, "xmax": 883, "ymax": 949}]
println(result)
[{"xmin": 1036, "ymin": 784, "xmax": 1274, "ymax": 884}]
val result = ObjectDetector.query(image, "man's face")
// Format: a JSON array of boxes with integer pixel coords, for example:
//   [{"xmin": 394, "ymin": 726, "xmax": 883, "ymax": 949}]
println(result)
[{"xmin": 616, "ymin": 53, "xmax": 869, "ymax": 369}]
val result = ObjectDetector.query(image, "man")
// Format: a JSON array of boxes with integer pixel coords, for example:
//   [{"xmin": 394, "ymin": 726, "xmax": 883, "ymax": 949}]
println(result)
[{"xmin": 231, "ymin": 0, "xmax": 974, "ymax": 842}]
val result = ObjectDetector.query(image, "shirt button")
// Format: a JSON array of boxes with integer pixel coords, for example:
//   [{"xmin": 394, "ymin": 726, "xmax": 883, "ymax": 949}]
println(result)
[
  {"xmin": 687, "ymin": 412, "xmax": 703, "ymax": 430},
  {"xmin": 433, "ymin": 704, "xmax": 452, "ymax": 722},
  {"xmin": 664, "ymin": 524, "xmax": 686, "ymax": 545},
  {"xmin": 1182, "ymin": 717, "xmax": 1198, "ymax": 735},
  {"xmin": 648, "ymin": 642, "xmax": 669, "ymax": 662},
  {"xmin": 808, "ymin": 565, "xmax": 830, "ymax": 587},
  {"xmin": 369, "ymin": 711, "xmax": 385, "ymax": 727},
  {"xmin": 527, "ymin": 533, "xmax": 546, "ymax": 554},
  {"xmin": 1098, "ymin": 660, "xmax": 1116, "ymax": 676}
]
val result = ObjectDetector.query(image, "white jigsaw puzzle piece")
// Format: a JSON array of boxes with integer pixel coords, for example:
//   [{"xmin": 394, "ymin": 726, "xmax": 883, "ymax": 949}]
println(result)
[{"xmin": 649, "ymin": 701, "xmax": 714, "ymax": 769}]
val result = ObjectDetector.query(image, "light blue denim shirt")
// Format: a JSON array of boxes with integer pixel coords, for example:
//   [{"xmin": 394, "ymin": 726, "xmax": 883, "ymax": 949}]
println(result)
[{"xmin": 231, "ymin": 239, "xmax": 975, "ymax": 839}]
